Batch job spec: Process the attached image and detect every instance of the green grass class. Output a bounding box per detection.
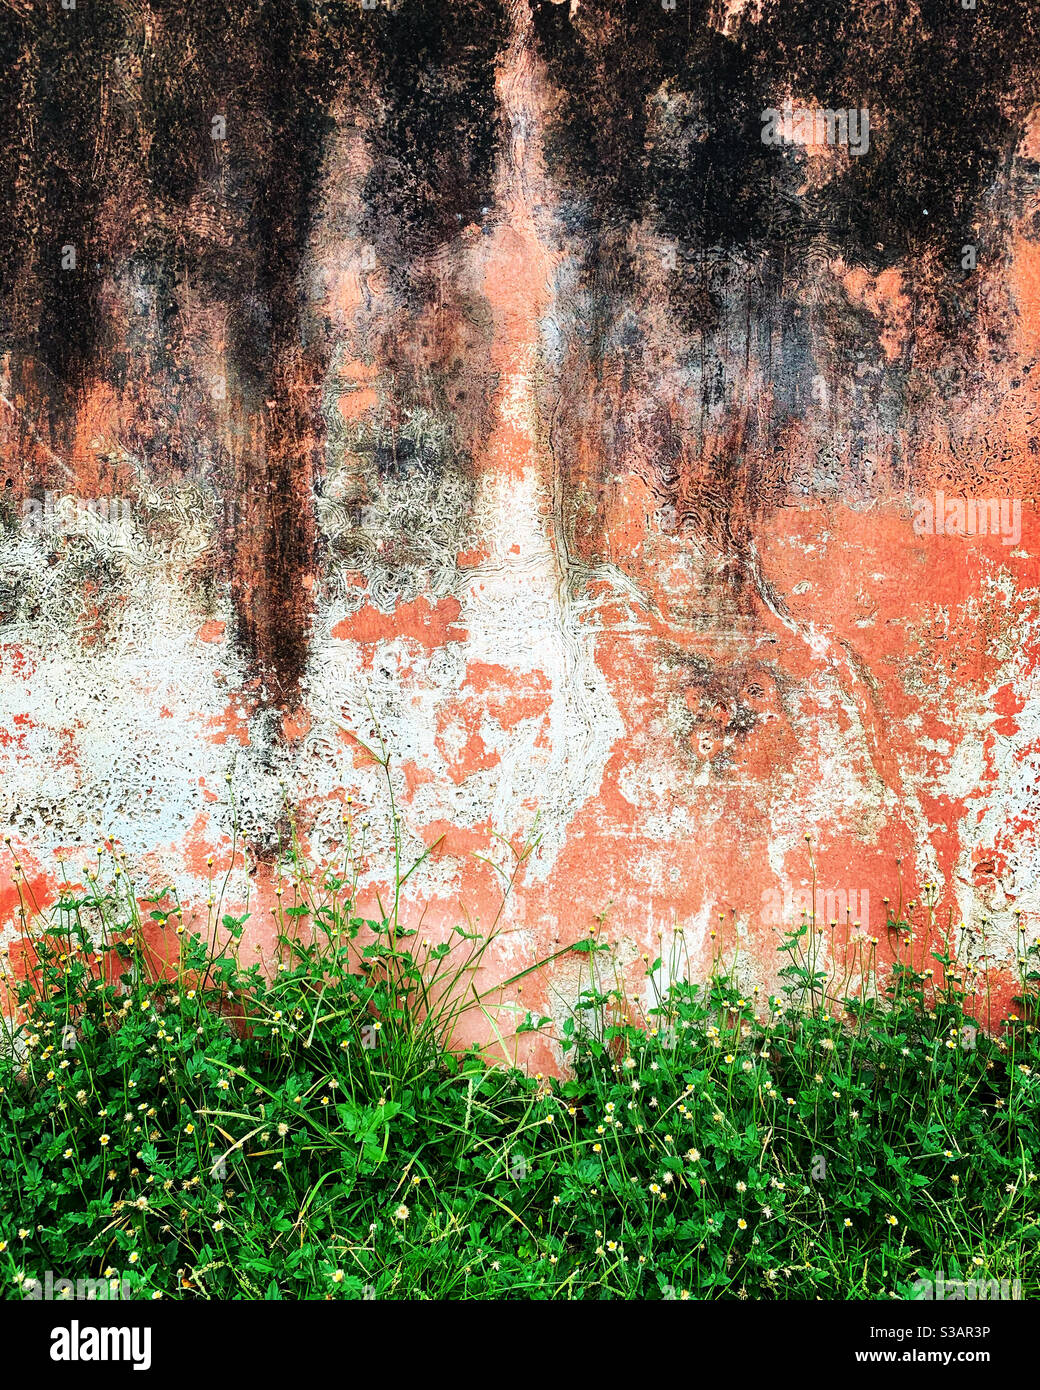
[1,813,1039,1301]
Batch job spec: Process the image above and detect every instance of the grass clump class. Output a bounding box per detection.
[1,829,1038,1300]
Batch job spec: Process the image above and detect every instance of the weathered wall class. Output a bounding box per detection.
[1,0,1038,1063]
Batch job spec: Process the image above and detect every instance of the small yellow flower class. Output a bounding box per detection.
[886,1214,899,1227]
[331,1269,345,1284]
[737,1219,747,1230]
[99,1134,110,1147]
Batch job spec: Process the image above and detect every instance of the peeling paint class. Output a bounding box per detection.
[1,0,1039,1069]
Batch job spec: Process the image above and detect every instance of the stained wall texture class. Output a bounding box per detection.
[1,0,1038,1063]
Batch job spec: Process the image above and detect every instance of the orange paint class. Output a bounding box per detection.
[332,595,467,655]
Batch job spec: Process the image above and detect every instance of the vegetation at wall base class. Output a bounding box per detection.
[1,829,1038,1302]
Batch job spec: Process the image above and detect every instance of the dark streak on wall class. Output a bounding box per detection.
[530,0,1040,607]
[0,0,507,704]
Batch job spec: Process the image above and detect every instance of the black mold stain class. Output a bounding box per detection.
[358,0,508,269]
[531,0,1040,599]
[531,0,1040,290]
[670,650,786,775]
[0,3,121,419]
[0,0,508,706]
